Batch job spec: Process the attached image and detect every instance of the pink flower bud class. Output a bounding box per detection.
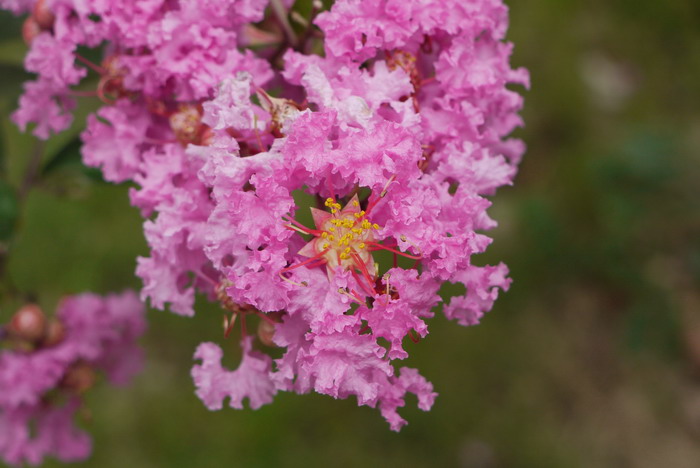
[61,361,96,394]
[257,319,276,347]
[9,304,46,342]
[32,0,55,30]
[42,319,65,347]
[21,17,41,45]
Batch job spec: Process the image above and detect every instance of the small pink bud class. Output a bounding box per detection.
[257,319,276,347]
[42,319,65,347]
[169,104,208,146]
[61,362,96,394]
[22,17,41,45]
[32,0,55,30]
[9,304,47,342]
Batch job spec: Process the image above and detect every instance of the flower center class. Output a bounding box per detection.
[281,188,421,294]
[313,197,380,272]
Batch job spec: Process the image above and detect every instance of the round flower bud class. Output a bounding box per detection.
[257,319,276,347]
[169,104,203,146]
[9,304,47,343]
[61,362,96,394]
[32,0,55,30]
[22,17,41,45]
[42,319,65,347]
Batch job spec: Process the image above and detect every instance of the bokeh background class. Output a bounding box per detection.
[1,1,700,467]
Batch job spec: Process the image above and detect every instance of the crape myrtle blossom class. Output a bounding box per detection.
[2,0,527,431]
[191,0,526,430]
[0,292,146,466]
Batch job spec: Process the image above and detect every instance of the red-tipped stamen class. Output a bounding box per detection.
[224,313,237,338]
[96,78,116,105]
[279,249,330,274]
[255,310,278,325]
[282,215,323,235]
[240,314,248,338]
[74,54,107,75]
[351,289,366,302]
[278,273,309,287]
[366,176,396,214]
[351,270,376,298]
[284,224,313,236]
[338,288,364,305]
[350,252,378,296]
[193,269,218,287]
[366,242,421,260]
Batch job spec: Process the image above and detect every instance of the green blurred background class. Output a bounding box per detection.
[1,1,700,466]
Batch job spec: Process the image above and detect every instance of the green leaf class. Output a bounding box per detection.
[0,179,18,242]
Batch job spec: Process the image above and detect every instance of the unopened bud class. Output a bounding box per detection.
[32,0,55,30]
[257,319,276,347]
[169,104,204,146]
[61,362,96,394]
[42,319,65,347]
[22,17,41,45]
[9,304,47,343]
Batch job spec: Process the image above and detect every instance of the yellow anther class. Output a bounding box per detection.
[344,247,351,253]
[329,227,335,232]
[360,211,365,216]
[359,243,366,249]
[353,200,359,207]
[354,212,361,218]
[340,252,348,260]
[329,235,335,241]
[321,232,328,238]
[323,243,330,249]
[325,198,334,207]
[331,209,338,214]
[373,223,380,229]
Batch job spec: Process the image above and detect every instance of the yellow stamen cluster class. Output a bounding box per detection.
[296,196,385,279]
[318,207,381,261]
[324,197,342,214]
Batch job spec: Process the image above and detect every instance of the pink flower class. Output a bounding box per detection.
[3,0,527,432]
[0,291,146,466]
[192,337,276,410]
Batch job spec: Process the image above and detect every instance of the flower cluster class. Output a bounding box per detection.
[0,292,146,466]
[2,0,527,431]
